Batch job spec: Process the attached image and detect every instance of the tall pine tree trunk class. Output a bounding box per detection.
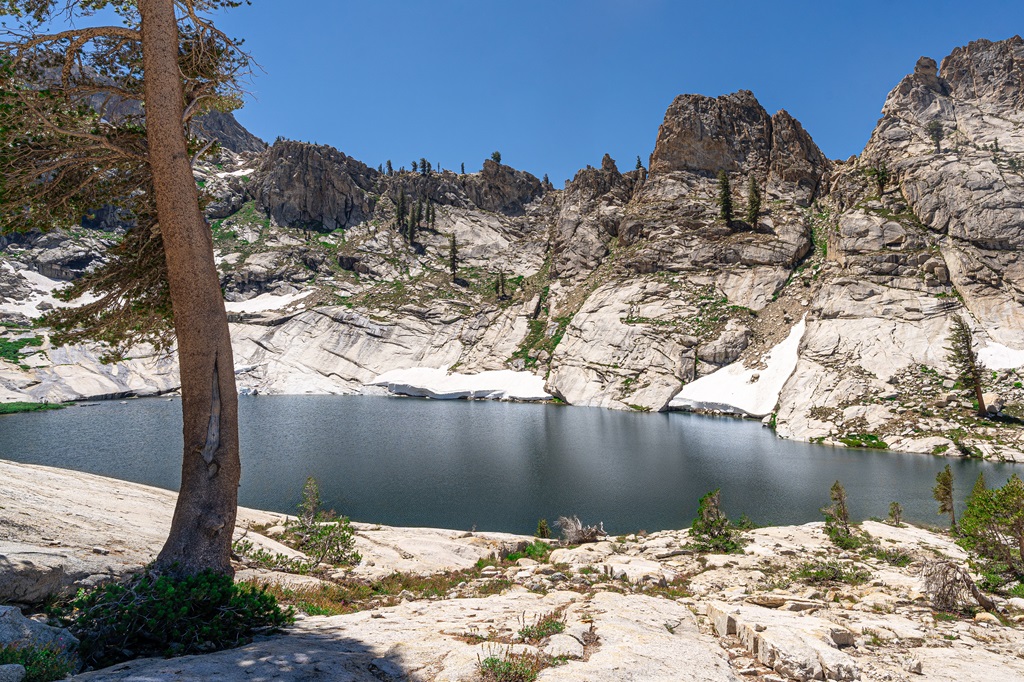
[140,0,241,576]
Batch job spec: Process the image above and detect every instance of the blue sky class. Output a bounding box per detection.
[213,1,1024,184]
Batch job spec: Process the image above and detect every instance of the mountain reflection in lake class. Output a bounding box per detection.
[1,395,1015,534]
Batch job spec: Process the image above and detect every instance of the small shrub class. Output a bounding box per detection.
[868,545,913,567]
[507,541,551,563]
[791,560,870,586]
[243,476,361,571]
[888,501,903,527]
[479,647,546,682]
[535,519,551,539]
[518,610,565,642]
[66,569,293,668]
[688,489,742,553]
[822,480,862,549]
[0,643,77,682]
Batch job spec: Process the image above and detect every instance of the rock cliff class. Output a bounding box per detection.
[2,36,1023,460]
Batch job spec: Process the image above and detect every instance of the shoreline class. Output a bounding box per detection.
[4,386,1022,464]
[4,459,1024,681]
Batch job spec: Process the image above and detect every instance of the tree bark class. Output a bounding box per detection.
[140,0,240,576]
[973,375,988,418]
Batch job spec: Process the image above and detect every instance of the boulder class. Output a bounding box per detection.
[0,605,78,657]
[0,665,26,682]
[983,392,1004,414]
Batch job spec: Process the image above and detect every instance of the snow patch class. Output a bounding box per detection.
[978,342,1024,370]
[216,168,254,178]
[367,367,551,401]
[0,262,97,317]
[669,317,806,417]
[224,289,313,314]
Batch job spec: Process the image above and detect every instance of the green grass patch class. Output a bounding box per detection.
[791,559,870,586]
[0,402,65,415]
[479,648,550,682]
[839,433,889,449]
[518,610,565,642]
[506,541,552,564]
[0,336,42,364]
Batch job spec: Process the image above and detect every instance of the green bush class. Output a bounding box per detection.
[285,477,361,567]
[791,560,870,586]
[479,648,547,682]
[66,569,293,668]
[518,610,565,642]
[688,489,743,554]
[0,643,77,682]
[235,477,361,572]
[535,519,551,539]
[507,541,551,563]
[957,473,1024,590]
[822,480,864,549]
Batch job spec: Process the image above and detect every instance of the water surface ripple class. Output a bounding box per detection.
[1,396,1014,534]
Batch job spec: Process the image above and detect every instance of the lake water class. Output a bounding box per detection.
[0,396,1017,535]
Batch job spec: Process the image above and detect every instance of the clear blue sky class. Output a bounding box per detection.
[213,1,1024,184]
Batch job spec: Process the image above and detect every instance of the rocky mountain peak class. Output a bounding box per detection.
[942,35,1024,109]
[649,90,772,176]
[648,90,828,206]
[254,140,379,232]
[465,160,545,215]
[600,153,619,173]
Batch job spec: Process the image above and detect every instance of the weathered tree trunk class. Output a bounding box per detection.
[140,0,241,576]
[973,372,988,418]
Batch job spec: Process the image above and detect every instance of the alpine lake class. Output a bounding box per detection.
[1,395,1015,535]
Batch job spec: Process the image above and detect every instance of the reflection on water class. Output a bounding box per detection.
[1,395,1015,534]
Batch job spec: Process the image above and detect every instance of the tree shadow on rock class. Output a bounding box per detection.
[75,630,415,681]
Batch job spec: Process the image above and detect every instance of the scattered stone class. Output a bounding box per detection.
[0,665,26,682]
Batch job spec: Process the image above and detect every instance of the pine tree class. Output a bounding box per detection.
[689,489,740,553]
[635,155,643,170]
[822,480,857,548]
[0,0,262,574]
[420,157,428,176]
[449,234,458,282]
[543,173,550,186]
[888,501,903,527]
[946,315,987,416]
[926,120,944,153]
[535,519,551,539]
[745,176,761,227]
[377,164,383,174]
[396,189,407,232]
[411,160,418,173]
[971,471,987,500]
[491,151,502,164]
[429,202,436,229]
[864,162,890,198]
[958,474,1024,583]
[717,171,733,224]
[386,160,393,175]
[460,162,465,174]
[934,464,956,530]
